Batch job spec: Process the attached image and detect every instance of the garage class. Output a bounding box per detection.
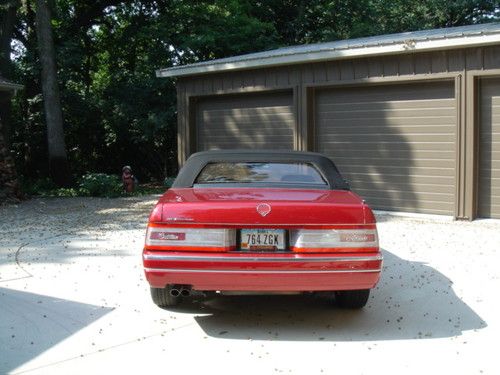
[479,78,500,219]
[196,91,295,151]
[315,81,456,215]
[158,23,500,219]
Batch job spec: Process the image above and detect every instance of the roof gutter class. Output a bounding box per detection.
[156,32,500,78]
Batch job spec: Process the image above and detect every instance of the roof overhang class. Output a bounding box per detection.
[0,79,23,92]
[156,23,500,78]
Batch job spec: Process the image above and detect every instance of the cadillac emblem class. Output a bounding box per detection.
[256,203,271,217]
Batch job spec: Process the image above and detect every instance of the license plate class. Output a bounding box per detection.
[240,229,285,251]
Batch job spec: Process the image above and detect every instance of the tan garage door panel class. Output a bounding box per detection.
[479,78,500,219]
[316,81,456,215]
[196,91,294,151]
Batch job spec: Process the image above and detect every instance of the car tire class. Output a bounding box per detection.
[334,289,370,309]
[150,286,181,307]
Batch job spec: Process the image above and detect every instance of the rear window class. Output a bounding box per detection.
[194,162,327,186]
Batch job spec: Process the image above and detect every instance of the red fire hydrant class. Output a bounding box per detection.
[122,165,136,193]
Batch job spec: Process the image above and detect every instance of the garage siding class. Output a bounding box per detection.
[196,91,295,151]
[479,78,500,219]
[315,81,456,215]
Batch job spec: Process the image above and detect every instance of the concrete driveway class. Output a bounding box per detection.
[0,196,498,374]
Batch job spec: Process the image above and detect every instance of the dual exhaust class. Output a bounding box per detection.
[170,286,192,297]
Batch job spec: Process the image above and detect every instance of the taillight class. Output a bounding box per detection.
[148,204,163,222]
[145,226,236,252]
[290,229,379,253]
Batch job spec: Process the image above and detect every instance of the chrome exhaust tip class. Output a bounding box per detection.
[170,288,180,297]
[180,288,191,297]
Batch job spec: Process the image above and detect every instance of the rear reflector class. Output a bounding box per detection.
[145,226,236,251]
[149,232,186,241]
[290,229,378,252]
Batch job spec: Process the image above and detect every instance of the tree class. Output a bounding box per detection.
[249,0,499,45]
[0,1,22,202]
[5,0,500,188]
[0,0,20,146]
[35,0,71,186]
[0,1,19,71]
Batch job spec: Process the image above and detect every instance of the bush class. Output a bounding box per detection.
[78,173,123,197]
[21,177,57,196]
[23,173,170,198]
[52,188,80,197]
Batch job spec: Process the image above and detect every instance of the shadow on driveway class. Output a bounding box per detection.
[0,288,113,374]
[168,249,486,342]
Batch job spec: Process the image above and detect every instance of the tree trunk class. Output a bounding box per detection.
[35,0,71,187]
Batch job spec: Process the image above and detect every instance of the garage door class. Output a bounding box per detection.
[196,91,295,151]
[315,81,456,215]
[479,78,500,219]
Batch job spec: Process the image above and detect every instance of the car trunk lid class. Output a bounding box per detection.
[155,188,372,225]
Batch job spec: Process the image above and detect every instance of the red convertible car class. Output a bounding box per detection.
[143,150,382,308]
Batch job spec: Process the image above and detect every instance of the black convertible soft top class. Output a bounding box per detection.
[172,150,350,190]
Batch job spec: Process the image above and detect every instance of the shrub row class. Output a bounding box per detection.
[23,173,173,198]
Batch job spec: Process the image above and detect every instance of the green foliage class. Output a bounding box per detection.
[50,188,80,197]
[163,177,175,188]
[21,177,57,196]
[24,173,168,198]
[22,173,122,197]
[248,0,499,45]
[77,173,122,197]
[135,183,167,195]
[164,176,175,188]
[170,0,279,61]
[5,0,500,189]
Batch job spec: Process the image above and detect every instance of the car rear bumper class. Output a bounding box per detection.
[143,250,383,291]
